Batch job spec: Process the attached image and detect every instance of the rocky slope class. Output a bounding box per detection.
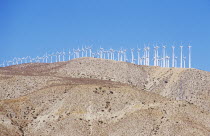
[0,57,210,136]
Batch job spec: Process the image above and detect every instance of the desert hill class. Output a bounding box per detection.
[0,57,210,136]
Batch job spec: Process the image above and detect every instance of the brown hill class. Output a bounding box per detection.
[0,58,210,136]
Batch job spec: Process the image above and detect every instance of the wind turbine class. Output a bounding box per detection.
[154,46,157,66]
[81,47,85,57]
[110,48,115,60]
[68,49,71,60]
[117,50,120,61]
[12,58,18,65]
[28,56,32,63]
[99,47,104,58]
[73,49,76,59]
[162,45,166,67]
[165,56,170,67]
[88,46,92,57]
[35,56,40,63]
[180,43,183,68]
[107,50,110,59]
[183,56,186,68]
[103,50,106,59]
[77,48,81,58]
[154,46,159,66]
[85,46,88,57]
[137,48,141,65]
[26,56,30,63]
[143,47,147,65]
[21,57,27,63]
[18,58,22,64]
[175,56,178,67]
[131,49,134,63]
[53,53,58,62]
[41,56,45,63]
[188,44,192,68]
[62,50,65,61]
[2,61,5,67]
[43,53,48,63]
[147,47,150,65]
[56,51,61,62]
[172,46,175,67]
[49,53,53,63]
[123,49,127,62]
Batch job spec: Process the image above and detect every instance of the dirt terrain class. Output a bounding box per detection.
[0,57,209,136]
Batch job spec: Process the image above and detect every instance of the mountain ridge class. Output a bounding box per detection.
[0,57,210,136]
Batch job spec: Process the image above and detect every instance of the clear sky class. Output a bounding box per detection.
[0,0,210,71]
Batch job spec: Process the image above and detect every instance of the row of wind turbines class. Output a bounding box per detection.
[0,44,192,68]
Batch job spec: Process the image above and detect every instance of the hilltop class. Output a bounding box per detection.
[0,58,209,136]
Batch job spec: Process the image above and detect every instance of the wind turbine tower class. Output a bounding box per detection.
[154,46,157,66]
[183,56,186,68]
[162,45,166,67]
[155,46,159,66]
[188,44,192,68]
[172,46,175,67]
[175,56,178,67]
[131,49,134,63]
[68,50,71,60]
[89,46,92,57]
[123,49,127,62]
[137,48,141,65]
[147,47,150,65]
[180,45,183,68]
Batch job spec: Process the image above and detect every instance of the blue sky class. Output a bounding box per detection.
[0,0,210,71]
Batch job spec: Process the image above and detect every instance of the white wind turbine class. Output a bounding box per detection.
[123,49,127,62]
[99,47,104,58]
[45,53,49,63]
[68,50,71,60]
[131,49,135,63]
[56,51,61,62]
[172,46,175,67]
[107,50,110,59]
[81,47,85,57]
[2,61,5,67]
[21,57,27,63]
[26,56,30,63]
[62,50,65,61]
[103,50,106,59]
[188,44,192,68]
[88,46,92,57]
[143,47,147,65]
[35,56,40,63]
[162,45,166,67]
[180,44,183,68]
[137,48,141,65]
[53,53,58,62]
[119,49,123,61]
[183,56,186,68]
[48,53,53,63]
[154,46,157,66]
[165,56,170,67]
[85,46,88,57]
[175,56,178,67]
[73,49,76,59]
[154,46,159,66]
[18,58,22,64]
[13,57,18,65]
[117,50,120,61]
[77,48,81,58]
[147,47,150,65]
[28,56,32,63]
[110,48,115,60]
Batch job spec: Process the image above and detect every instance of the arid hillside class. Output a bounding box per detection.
[0,58,210,136]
